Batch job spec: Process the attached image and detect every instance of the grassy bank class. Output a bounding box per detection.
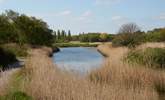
[54,42,102,47]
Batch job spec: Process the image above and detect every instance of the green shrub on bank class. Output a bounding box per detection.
[0,47,17,69]
[125,48,165,69]
[144,28,165,42]
[112,32,145,48]
[0,44,28,57]
[54,42,99,47]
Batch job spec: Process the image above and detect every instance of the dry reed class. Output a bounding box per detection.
[20,45,162,100]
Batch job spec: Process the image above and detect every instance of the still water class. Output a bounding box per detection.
[52,47,103,74]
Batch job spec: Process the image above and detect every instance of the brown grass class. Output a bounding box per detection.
[16,45,162,100]
[0,69,18,96]
[92,43,165,99]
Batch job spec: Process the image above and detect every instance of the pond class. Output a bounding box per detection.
[52,47,104,74]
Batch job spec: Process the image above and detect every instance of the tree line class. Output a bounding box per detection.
[53,30,72,43]
[0,10,53,46]
[71,33,113,42]
[112,23,165,48]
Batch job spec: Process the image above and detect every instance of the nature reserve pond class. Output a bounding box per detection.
[52,47,104,74]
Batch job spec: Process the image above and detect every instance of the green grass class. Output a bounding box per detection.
[54,42,101,47]
[125,48,165,69]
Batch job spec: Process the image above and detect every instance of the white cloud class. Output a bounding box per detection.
[78,10,92,21]
[111,16,123,20]
[157,13,165,20]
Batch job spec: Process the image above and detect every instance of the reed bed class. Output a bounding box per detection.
[0,43,164,100]
[19,45,162,100]
[0,69,17,96]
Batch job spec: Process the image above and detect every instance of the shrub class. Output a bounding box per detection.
[0,47,17,70]
[112,32,145,48]
[125,48,165,69]
[1,44,28,57]
[145,28,165,42]
[112,23,145,48]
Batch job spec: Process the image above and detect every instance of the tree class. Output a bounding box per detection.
[68,30,71,41]
[61,30,66,39]
[100,33,109,42]
[0,15,18,44]
[57,30,61,40]
[112,23,144,48]
[118,23,140,34]
[5,10,19,21]
[14,14,53,45]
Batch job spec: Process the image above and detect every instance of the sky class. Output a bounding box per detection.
[0,0,165,34]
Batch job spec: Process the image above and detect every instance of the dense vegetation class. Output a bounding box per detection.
[0,47,17,70]
[0,10,54,69]
[0,10,53,46]
[71,33,113,42]
[53,31,113,43]
[112,23,165,48]
[125,48,165,69]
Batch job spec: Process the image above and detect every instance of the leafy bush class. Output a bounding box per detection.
[1,44,28,57]
[125,48,165,69]
[112,32,145,48]
[145,28,165,42]
[0,47,17,70]
[54,42,98,47]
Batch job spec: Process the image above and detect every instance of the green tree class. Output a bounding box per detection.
[0,15,18,44]
[57,30,61,40]
[100,33,109,42]
[14,14,53,45]
[68,30,72,41]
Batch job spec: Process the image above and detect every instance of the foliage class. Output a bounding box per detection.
[0,10,53,46]
[78,33,111,42]
[0,14,19,44]
[125,48,165,69]
[0,47,17,70]
[112,31,145,48]
[0,44,28,57]
[99,33,109,42]
[112,23,145,48]
[54,42,99,47]
[145,28,165,42]
[53,30,72,43]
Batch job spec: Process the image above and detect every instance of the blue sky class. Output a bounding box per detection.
[0,0,165,34]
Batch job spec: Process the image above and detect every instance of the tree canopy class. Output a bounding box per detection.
[0,10,53,46]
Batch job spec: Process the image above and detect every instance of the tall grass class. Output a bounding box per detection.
[0,69,17,96]
[17,46,161,100]
[92,43,165,99]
